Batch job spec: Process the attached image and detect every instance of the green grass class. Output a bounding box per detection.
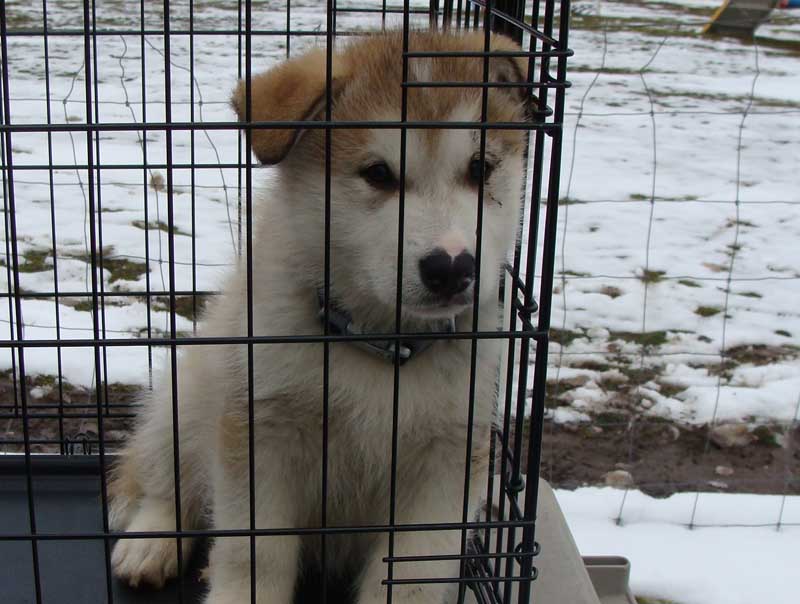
[72,300,95,313]
[594,411,628,426]
[639,269,666,284]
[70,297,127,313]
[152,295,207,322]
[642,88,800,110]
[658,381,687,398]
[611,330,669,347]
[570,360,613,372]
[549,328,585,347]
[103,257,148,283]
[706,344,800,380]
[69,247,148,283]
[9,248,152,285]
[752,425,781,448]
[619,365,661,385]
[558,196,586,206]
[727,344,800,366]
[695,306,722,317]
[131,220,190,237]
[18,249,52,273]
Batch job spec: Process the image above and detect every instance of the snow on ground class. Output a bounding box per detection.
[532,0,800,426]
[1,1,799,426]
[557,486,800,604]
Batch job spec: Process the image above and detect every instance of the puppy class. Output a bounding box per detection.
[109,30,529,604]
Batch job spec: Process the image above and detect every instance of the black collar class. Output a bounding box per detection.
[317,290,455,366]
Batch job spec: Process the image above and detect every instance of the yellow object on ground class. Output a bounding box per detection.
[704,0,779,36]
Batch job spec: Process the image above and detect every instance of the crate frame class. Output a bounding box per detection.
[0,1,572,603]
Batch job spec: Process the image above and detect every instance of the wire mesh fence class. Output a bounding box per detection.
[541,0,800,530]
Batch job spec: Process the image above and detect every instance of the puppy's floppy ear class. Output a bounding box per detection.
[231,48,347,165]
[487,35,538,120]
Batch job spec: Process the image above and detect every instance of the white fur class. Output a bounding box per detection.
[110,56,525,604]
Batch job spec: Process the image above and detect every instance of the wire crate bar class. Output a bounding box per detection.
[1,1,572,603]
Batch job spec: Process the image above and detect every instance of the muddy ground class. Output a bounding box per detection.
[1,371,798,497]
[537,417,799,497]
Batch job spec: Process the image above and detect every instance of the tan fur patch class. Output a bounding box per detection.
[231,48,349,164]
[108,451,143,505]
[218,410,249,469]
[233,31,531,166]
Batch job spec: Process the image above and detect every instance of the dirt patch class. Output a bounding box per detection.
[2,371,798,497]
[491,413,798,497]
[726,344,799,366]
[0,370,137,454]
[152,294,208,322]
[536,416,799,498]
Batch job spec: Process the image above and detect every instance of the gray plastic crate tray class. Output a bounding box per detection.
[1,457,637,604]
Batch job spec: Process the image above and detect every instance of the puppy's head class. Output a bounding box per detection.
[232,32,530,327]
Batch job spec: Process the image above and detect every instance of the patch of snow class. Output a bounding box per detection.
[557,487,800,604]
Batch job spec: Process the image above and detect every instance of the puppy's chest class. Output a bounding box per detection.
[329,343,498,432]
[249,339,500,448]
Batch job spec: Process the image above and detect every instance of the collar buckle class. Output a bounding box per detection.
[317,290,454,366]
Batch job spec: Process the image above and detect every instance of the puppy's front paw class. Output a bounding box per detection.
[110,497,192,589]
[111,535,181,589]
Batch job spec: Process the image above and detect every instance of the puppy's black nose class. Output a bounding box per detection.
[419,249,475,298]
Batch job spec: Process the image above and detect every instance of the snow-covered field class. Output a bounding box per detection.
[557,486,799,604]
[540,0,800,428]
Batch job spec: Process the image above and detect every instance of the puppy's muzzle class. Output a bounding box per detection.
[419,249,475,299]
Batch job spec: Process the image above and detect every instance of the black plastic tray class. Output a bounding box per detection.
[0,455,350,604]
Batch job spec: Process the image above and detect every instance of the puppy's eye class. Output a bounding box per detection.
[360,162,398,191]
[468,157,494,186]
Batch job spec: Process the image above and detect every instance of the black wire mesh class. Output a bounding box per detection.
[0,1,572,603]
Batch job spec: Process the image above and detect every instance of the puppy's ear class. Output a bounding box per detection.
[231,49,346,165]
[487,35,538,120]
